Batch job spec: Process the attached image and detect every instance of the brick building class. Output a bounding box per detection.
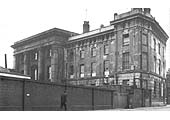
[11,8,168,100]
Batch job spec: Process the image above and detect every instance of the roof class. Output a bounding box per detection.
[11,28,79,48]
[0,71,31,79]
[69,25,114,41]
[0,66,10,72]
[110,9,169,41]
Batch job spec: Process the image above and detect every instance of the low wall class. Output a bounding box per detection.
[0,77,129,111]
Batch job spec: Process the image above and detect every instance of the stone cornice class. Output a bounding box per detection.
[11,28,78,49]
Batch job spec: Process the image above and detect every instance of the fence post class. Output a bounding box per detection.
[22,80,25,111]
[149,89,152,107]
[92,88,94,110]
[111,91,113,109]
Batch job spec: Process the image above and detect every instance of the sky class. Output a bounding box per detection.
[0,0,169,71]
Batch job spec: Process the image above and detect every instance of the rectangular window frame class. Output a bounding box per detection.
[91,62,96,77]
[47,66,52,80]
[153,38,156,51]
[142,52,148,71]
[158,43,161,55]
[91,47,96,57]
[80,49,85,59]
[104,44,109,55]
[104,60,109,76]
[122,52,130,70]
[142,33,147,45]
[80,64,85,78]
[123,33,130,46]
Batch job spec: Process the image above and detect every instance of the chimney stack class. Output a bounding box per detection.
[83,21,90,33]
[144,8,151,14]
[132,8,142,12]
[114,13,118,20]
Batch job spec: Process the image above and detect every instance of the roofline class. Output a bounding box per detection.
[0,71,31,79]
[11,28,79,48]
[110,13,169,41]
[68,25,114,41]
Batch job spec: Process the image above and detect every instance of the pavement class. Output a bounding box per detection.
[111,105,170,111]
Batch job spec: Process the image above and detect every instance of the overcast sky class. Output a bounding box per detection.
[0,0,169,71]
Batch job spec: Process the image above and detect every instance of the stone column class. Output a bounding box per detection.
[51,45,58,82]
[13,55,16,70]
[38,47,45,81]
[24,52,29,75]
[15,54,20,72]
[51,44,64,83]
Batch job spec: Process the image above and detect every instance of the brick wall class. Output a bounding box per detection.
[0,77,140,111]
[0,78,23,111]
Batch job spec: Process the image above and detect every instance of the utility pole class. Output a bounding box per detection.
[5,54,7,68]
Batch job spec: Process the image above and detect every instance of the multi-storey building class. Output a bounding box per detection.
[11,8,168,100]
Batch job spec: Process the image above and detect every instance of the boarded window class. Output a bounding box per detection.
[142,34,147,45]
[122,52,130,70]
[142,52,148,71]
[123,34,130,46]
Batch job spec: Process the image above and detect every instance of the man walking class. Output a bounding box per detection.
[60,90,67,111]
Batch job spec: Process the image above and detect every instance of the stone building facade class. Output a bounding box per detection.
[11,8,168,100]
[11,28,78,82]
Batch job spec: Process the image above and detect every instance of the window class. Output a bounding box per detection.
[154,56,157,73]
[159,83,161,97]
[123,33,130,46]
[47,66,52,80]
[158,43,160,54]
[163,62,165,77]
[69,65,74,78]
[69,49,74,61]
[142,34,147,45]
[163,47,165,58]
[80,49,85,59]
[153,38,156,51]
[47,48,52,57]
[91,62,96,77]
[122,52,130,70]
[154,81,156,97]
[33,51,38,60]
[34,68,38,80]
[104,60,109,76]
[80,64,85,78]
[104,44,109,55]
[91,47,96,57]
[31,66,38,80]
[142,52,148,71]
[158,59,161,75]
